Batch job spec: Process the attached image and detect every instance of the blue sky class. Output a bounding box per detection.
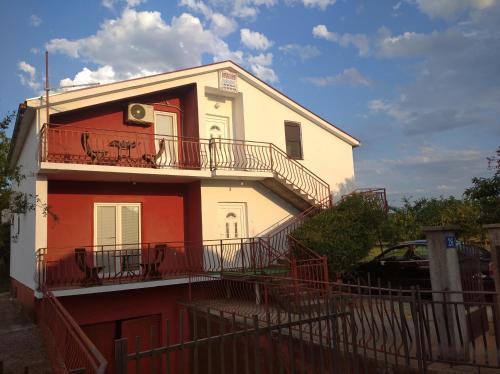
[1,0,499,205]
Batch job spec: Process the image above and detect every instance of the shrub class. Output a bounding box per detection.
[292,194,386,274]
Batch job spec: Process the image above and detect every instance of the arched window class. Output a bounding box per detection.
[209,125,222,139]
[225,212,238,239]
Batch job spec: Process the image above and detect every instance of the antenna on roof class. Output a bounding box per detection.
[45,50,49,123]
[58,82,101,89]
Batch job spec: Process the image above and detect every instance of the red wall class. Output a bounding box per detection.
[47,84,199,166]
[51,85,197,137]
[47,180,202,259]
[61,285,190,373]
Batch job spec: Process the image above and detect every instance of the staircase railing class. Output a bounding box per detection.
[261,195,332,261]
[39,289,107,374]
[210,138,330,204]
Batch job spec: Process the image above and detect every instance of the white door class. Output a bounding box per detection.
[94,203,141,276]
[217,202,248,270]
[154,112,178,167]
[217,202,248,240]
[206,114,230,140]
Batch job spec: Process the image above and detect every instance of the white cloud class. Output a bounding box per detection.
[17,61,41,91]
[180,0,237,36]
[200,0,277,20]
[59,66,117,90]
[102,0,114,9]
[46,8,243,83]
[240,28,273,50]
[369,3,500,135]
[250,64,278,83]
[29,15,42,27]
[414,0,496,19]
[302,0,336,10]
[312,24,369,56]
[247,52,273,66]
[376,28,464,58]
[279,43,321,60]
[355,146,492,202]
[305,67,373,87]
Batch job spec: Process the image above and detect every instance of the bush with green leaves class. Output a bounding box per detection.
[292,194,386,274]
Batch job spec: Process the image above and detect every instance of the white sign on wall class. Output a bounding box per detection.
[218,70,238,93]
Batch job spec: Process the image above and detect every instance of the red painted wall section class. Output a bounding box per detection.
[61,285,190,373]
[46,84,200,166]
[47,181,188,255]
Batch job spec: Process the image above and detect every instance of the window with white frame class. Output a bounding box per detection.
[94,203,141,275]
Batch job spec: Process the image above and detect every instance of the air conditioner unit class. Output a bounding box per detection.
[127,103,154,125]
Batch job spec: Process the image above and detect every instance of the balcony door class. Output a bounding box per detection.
[154,111,178,167]
[94,203,141,277]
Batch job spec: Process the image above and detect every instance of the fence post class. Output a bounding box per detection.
[484,224,500,311]
[423,225,467,360]
[220,240,224,274]
[114,338,128,374]
[321,256,329,284]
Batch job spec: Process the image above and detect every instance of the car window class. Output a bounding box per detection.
[413,245,428,259]
[380,246,410,261]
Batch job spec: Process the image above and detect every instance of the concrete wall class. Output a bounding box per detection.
[10,113,44,291]
[200,179,299,240]
[195,70,355,193]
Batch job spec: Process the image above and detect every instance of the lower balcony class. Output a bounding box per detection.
[36,239,288,293]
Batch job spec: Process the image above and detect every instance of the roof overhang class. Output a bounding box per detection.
[8,103,36,169]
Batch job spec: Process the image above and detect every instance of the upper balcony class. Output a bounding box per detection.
[39,124,330,209]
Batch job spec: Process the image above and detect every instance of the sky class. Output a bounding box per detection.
[0,0,499,205]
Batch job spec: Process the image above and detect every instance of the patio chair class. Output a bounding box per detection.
[80,132,108,164]
[141,244,166,280]
[75,248,103,286]
[142,138,166,168]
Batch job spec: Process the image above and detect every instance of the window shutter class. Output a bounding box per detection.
[121,205,140,248]
[284,122,303,159]
[96,206,117,247]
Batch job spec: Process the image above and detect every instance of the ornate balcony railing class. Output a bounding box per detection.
[36,238,287,291]
[39,124,330,204]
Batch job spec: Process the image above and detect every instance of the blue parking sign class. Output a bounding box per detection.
[446,236,456,248]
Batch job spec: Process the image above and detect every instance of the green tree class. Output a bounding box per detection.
[0,111,19,273]
[292,194,386,274]
[464,147,500,224]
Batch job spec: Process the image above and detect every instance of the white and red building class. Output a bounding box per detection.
[8,60,359,371]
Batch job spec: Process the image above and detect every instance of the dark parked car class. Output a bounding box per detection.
[352,240,491,290]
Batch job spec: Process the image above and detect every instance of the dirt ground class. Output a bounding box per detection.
[0,292,52,374]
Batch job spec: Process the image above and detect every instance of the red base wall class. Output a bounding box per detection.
[10,278,36,319]
[60,284,191,373]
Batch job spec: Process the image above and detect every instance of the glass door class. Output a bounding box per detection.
[94,203,141,278]
[154,112,178,167]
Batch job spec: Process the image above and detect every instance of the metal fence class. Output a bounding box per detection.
[114,306,363,374]
[36,238,285,291]
[185,276,500,373]
[38,290,108,374]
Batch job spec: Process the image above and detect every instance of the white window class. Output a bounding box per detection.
[217,202,248,240]
[94,203,141,275]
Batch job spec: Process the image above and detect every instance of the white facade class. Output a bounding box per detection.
[9,61,359,291]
